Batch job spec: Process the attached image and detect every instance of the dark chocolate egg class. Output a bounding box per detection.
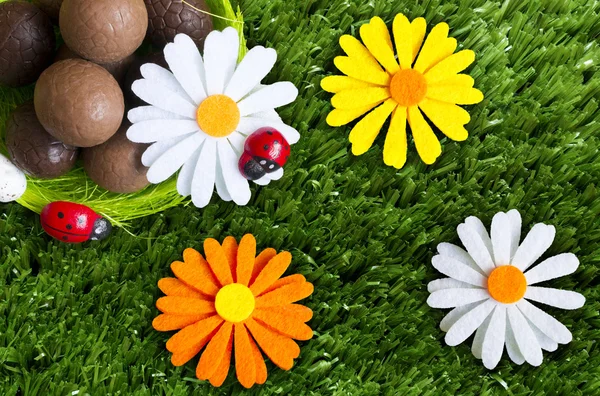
[123,52,169,108]
[60,0,148,64]
[145,0,213,49]
[0,1,55,87]
[34,59,125,148]
[5,102,78,179]
[83,124,149,193]
[32,0,63,21]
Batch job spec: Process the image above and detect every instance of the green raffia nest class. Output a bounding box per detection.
[0,0,246,228]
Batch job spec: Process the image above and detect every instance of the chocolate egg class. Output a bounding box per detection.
[145,0,213,49]
[0,1,55,87]
[123,52,169,108]
[32,0,63,21]
[34,59,125,148]
[83,124,149,193]
[60,0,148,64]
[5,102,78,179]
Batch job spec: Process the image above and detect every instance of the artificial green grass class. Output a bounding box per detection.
[1,0,600,394]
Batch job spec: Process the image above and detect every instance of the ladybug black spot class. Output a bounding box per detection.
[66,224,73,230]
[285,145,290,150]
[263,144,269,150]
[267,130,273,135]
[274,140,280,145]
[58,212,64,219]
[62,236,68,241]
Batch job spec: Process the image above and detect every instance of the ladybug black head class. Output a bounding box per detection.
[90,217,112,241]
[243,158,267,181]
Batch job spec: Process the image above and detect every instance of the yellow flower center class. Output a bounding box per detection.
[487,265,527,304]
[215,283,255,322]
[389,69,428,107]
[196,94,240,137]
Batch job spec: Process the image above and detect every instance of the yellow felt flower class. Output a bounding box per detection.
[321,14,484,168]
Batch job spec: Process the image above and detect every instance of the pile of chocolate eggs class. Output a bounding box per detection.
[1,0,213,194]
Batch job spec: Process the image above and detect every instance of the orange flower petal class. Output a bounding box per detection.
[208,331,233,387]
[204,238,234,286]
[158,278,206,299]
[262,304,314,323]
[250,252,292,296]
[234,323,256,389]
[156,296,216,315]
[245,318,300,370]
[256,281,314,308]
[222,236,238,282]
[153,313,212,331]
[250,248,277,284]
[172,249,220,296]
[171,341,208,366]
[236,234,256,286]
[254,308,314,341]
[261,274,306,296]
[197,322,234,380]
[166,315,223,353]
[248,331,268,384]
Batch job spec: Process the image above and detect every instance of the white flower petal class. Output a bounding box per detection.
[127,120,201,143]
[439,302,483,333]
[505,319,525,365]
[437,242,483,275]
[252,109,282,121]
[528,319,558,352]
[524,253,579,285]
[141,134,194,167]
[432,255,487,287]
[427,278,476,293]
[237,116,301,144]
[253,176,271,186]
[132,80,198,118]
[507,209,522,259]
[147,134,204,183]
[191,138,217,208]
[217,140,251,205]
[177,143,203,197]
[465,216,495,263]
[445,299,495,346]
[228,131,246,155]
[237,82,298,116]
[471,311,493,359]
[128,106,190,124]
[427,289,490,309]
[224,46,277,102]
[506,305,543,366]
[215,158,232,202]
[512,224,556,271]
[204,27,239,95]
[491,212,512,266]
[140,63,194,103]
[482,305,506,369]
[457,223,496,275]
[266,168,284,180]
[517,299,572,344]
[524,286,585,310]
[164,34,208,104]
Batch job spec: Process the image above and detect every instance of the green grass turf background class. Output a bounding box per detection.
[1,0,600,394]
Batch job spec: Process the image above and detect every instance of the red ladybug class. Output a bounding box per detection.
[40,201,112,243]
[238,127,291,180]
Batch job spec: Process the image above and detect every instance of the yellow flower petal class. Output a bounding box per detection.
[410,17,427,65]
[383,107,408,168]
[339,35,382,70]
[393,14,412,69]
[334,56,391,86]
[326,103,384,127]
[407,106,441,164]
[349,99,397,155]
[321,75,373,93]
[331,87,390,109]
[419,98,470,141]
[430,74,474,88]
[426,85,484,105]
[424,50,476,84]
[413,22,457,73]
[360,17,399,74]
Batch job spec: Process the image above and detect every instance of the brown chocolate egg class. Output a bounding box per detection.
[60,0,148,64]
[123,52,169,108]
[32,0,63,21]
[34,59,125,148]
[5,102,78,179]
[145,0,213,49]
[0,1,55,87]
[83,124,149,193]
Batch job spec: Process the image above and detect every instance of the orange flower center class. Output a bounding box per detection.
[215,283,255,322]
[389,69,428,107]
[196,94,240,137]
[487,265,527,304]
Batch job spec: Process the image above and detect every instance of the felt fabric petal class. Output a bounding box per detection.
[338,34,384,71]
[166,315,223,353]
[505,319,525,365]
[234,323,256,388]
[177,144,202,197]
[139,63,195,103]
[413,22,457,73]
[128,106,189,124]
[524,253,579,285]
[253,308,313,340]
[424,50,476,84]
[427,278,477,293]
[437,242,484,274]
[262,274,306,295]
[393,13,413,69]
[222,236,238,282]
[166,34,208,102]
[512,224,556,271]
[410,17,427,65]
[427,289,490,309]
[524,286,585,310]
[153,313,212,331]
[197,322,234,380]
[141,134,192,167]
[191,138,217,208]
[208,334,233,387]
[256,281,314,308]
[237,82,298,116]
[481,305,506,369]
[237,116,301,144]
[383,107,408,169]
[507,209,522,259]
[506,305,543,366]
[266,168,284,181]
[440,301,482,332]
[517,300,572,344]
[248,331,268,384]
[349,99,397,156]
[465,216,494,259]
[326,104,383,127]
[218,140,252,205]
[426,85,484,105]
[321,75,373,93]
[490,212,512,266]
[431,74,474,87]
[227,131,246,152]
[260,304,313,323]
[237,234,256,286]
[530,320,558,352]
[331,87,391,110]
[204,27,239,95]
[225,46,277,102]
[131,80,198,118]
[147,134,204,184]
[445,299,495,346]
[334,56,391,86]
[418,98,470,141]
[457,223,496,275]
[171,343,206,366]
[431,255,487,287]
[251,248,278,284]
[245,318,300,370]
[172,249,220,296]
[471,311,492,359]
[158,278,205,298]
[407,106,441,165]
[250,252,293,296]
[204,238,234,286]
[156,296,215,315]
[127,120,201,143]
[360,17,399,74]
[215,160,233,202]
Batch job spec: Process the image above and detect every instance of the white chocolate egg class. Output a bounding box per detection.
[0,153,27,202]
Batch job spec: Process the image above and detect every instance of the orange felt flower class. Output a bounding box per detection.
[152,234,314,388]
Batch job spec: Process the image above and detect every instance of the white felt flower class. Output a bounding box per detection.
[127,28,300,208]
[427,210,585,369]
